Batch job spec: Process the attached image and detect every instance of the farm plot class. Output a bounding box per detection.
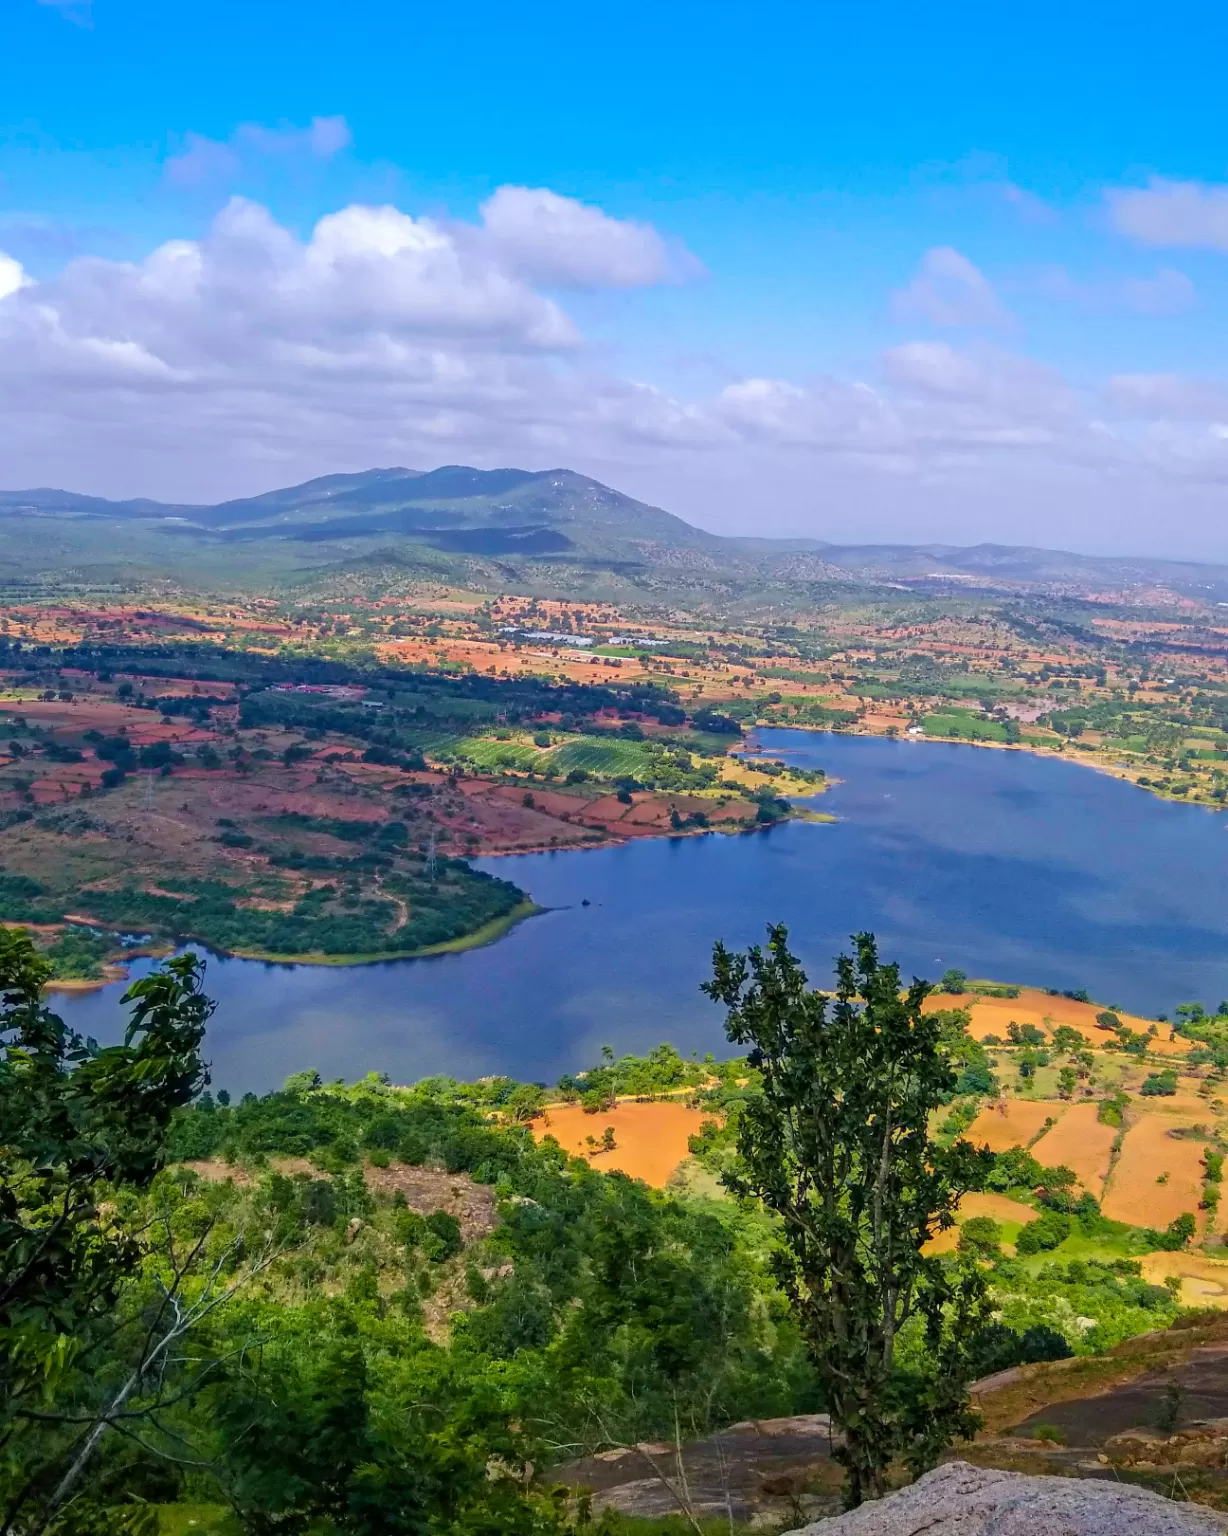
[453,735,542,771]
[1030,1102,1119,1196]
[966,1099,1067,1152]
[549,736,659,777]
[1101,1114,1208,1230]
[531,1100,712,1187]
[925,1192,1037,1254]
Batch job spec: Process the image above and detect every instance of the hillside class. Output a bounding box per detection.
[7,465,1228,604]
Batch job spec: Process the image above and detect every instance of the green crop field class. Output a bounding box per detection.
[922,709,1011,742]
[549,736,659,776]
[453,735,543,770]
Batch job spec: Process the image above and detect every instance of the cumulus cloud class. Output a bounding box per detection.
[3,192,1228,529]
[891,247,1011,327]
[0,253,30,301]
[1107,178,1228,252]
[479,185,692,288]
[165,116,352,186]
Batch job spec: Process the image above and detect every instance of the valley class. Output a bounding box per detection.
[10,464,1228,1529]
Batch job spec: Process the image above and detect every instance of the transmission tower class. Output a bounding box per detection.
[141,771,155,813]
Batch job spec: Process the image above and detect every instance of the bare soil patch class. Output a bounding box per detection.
[532,1100,713,1186]
[1029,1102,1120,1195]
[926,1192,1037,1254]
[1103,1114,1208,1229]
[967,1099,1067,1152]
[932,989,1191,1058]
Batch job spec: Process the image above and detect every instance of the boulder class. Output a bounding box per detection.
[789,1460,1226,1535]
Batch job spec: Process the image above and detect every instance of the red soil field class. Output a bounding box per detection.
[1102,1113,1208,1231]
[1029,1102,1119,1196]
[925,1192,1037,1254]
[924,988,1192,1059]
[966,1098,1067,1153]
[531,1100,713,1187]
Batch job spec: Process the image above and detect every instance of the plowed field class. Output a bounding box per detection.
[531,1100,713,1186]
[925,989,1192,1058]
[925,1192,1037,1254]
[1029,1102,1119,1195]
[966,1099,1067,1152]
[1102,1114,1207,1230]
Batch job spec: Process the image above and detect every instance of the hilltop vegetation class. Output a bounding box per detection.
[7,927,1228,1531]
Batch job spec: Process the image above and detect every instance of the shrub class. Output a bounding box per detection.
[958,1216,1002,1258]
[1140,1071,1178,1097]
[1015,1211,1073,1254]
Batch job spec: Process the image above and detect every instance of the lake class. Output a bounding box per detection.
[54,731,1228,1093]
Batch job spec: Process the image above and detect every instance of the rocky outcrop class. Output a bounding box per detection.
[1105,1418,1228,1470]
[791,1459,1226,1534]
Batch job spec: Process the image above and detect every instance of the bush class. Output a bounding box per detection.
[1140,1071,1178,1097]
[1143,1212,1196,1251]
[1015,1211,1073,1254]
[958,1216,1002,1258]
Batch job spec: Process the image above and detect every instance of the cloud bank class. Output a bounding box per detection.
[1,188,1228,552]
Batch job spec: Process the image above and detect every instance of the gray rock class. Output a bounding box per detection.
[791,1459,1227,1535]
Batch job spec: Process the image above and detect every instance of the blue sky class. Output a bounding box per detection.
[4,0,1228,555]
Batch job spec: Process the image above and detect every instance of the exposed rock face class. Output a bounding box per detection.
[1106,1418,1228,1470]
[791,1460,1227,1535]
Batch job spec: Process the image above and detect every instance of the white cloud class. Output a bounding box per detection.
[1107,178,1228,252]
[0,253,30,301]
[479,185,691,288]
[5,193,1228,536]
[1106,373,1228,420]
[891,247,1011,328]
[165,116,353,187]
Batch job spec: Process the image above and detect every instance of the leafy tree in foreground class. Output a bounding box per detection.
[0,931,212,1532]
[704,928,994,1508]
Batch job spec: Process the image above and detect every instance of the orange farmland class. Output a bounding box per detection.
[531,1100,713,1187]
[966,1098,1065,1153]
[1101,1112,1210,1231]
[924,988,1192,1058]
[1029,1102,1119,1197]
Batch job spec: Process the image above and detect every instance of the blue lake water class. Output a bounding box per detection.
[54,730,1228,1094]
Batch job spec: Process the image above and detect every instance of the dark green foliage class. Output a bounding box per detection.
[966,1322,1072,1376]
[957,1216,1002,1258]
[556,1042,707,1102]
[61,858,522,959]
[704,928,994,1507]
[38,928,113,981]
[1141,1212,1197,1251]
[985,1146,1046,1191]
[1140,1070,1179,1096]
[0,935,210,1531]
[1014,1211,1073,1254]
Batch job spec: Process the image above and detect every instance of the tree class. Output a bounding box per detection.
[0,931,212,1531]
[939,969,967,995]
[704,929,994,1507]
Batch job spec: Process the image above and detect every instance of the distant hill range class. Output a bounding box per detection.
[4,464,1228,603]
